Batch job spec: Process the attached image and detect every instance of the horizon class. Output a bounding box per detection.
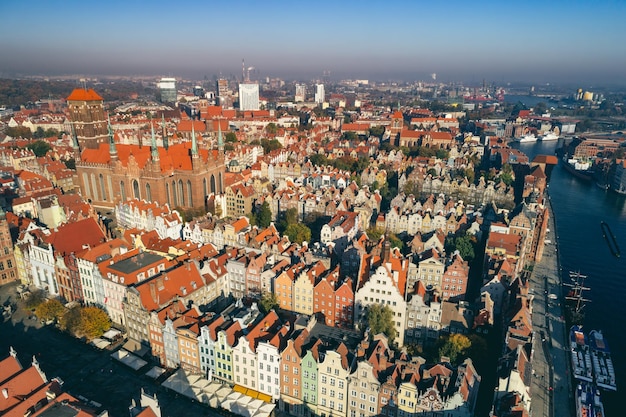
[1,0,625,87]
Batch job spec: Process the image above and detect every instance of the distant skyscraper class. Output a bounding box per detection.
[239,83,260,111]
[315,84,325,104]
[217,79,229,98]
[158,77,177,103]
[295,84,306,102]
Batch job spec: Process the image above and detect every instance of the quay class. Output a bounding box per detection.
[529,196,573,417]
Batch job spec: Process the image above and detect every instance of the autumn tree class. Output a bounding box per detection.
[285,223,311,245]
[438,333,472,364]
[60,305,82,334]
[79,306,111,339]
[35,299,65,321]
[366,304,397,343]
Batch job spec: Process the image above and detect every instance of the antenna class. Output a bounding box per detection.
[242,59,245,83]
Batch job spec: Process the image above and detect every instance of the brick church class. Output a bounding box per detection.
[70,88,226,210]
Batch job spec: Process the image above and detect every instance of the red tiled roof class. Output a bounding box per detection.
[66,88,103,101]
[46,217,106,255]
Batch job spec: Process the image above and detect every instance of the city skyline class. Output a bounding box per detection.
[1,0,625,85]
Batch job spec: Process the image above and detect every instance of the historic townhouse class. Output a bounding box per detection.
[300,340,321,416]
[176,308,202,374]
[441,253,470,300]
[354,246,409,346]
[404,284,442,347]
[77,239,128,307]
[100,250,169,327]
[257,326,290,401]
[279,330,308,415]
[213,320,241,384]
[417,248,445,292]
[348,360,381,417]
[198,315,226,378]
[317,343,352,417]
[124,261,207,344]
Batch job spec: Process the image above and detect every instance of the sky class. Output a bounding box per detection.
[1,0,625,85]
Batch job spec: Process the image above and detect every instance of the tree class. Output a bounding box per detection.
[366,304,397,342]
[225,132,238,143]
[256,201,272,228]
[64,158,76,170]
[369,125,385,138]
[367,227,384,242]
[26,140,52,157]
[285,223,311,244]
[261,139,282,154]
[35,299,65,321]
[60,305,82,334]
[79,306,111,339]
[499,163,514,186]
[259,292,279,313]
[266,122,278,135]
[445,233,475,261]
[388,234,404,251]
[5,126,32,139]
[309,153,328,167]
[438,333,472,364]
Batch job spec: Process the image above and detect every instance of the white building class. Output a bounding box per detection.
[314,84,325,104]
[354,262,408,346]
[239,83,260,111]
[295,84,306,102]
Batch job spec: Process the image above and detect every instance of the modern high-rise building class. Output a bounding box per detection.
[238,83,260,111]
[295,84,306,102]
[158,77,177,103]
[66,88,109,150]
[216,79,229,98]
[314,83,325,104]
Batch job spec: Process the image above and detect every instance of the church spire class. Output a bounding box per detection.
[107,114,118,161]
[150,118,159,162]
[217,119,224,152]
[71,123,81,161]
[161,113,168,150]
[191,119,198,157]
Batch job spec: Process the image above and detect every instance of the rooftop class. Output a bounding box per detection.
[108,252,165,274]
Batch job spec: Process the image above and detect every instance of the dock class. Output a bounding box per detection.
[529,196,574,417]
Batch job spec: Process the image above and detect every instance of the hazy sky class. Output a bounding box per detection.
[1,0,625,84]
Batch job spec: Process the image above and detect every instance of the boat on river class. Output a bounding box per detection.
[571,325,594,382]
[576,382,605,417]
[589,330,617,391]
[540,132,560,141]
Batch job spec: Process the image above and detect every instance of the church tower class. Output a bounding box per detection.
[67,88,109,150]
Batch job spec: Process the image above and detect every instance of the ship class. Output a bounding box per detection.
[540,132,560,141]
[561,156,595,181]
[576,382,606,417]
[589,330,617,391]
[517,133,537,143]
[570,325,594,382]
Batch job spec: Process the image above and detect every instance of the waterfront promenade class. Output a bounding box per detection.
[529,197,573,417]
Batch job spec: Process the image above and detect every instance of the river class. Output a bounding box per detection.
[513,140,624,415]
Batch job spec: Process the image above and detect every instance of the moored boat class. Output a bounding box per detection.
[540,132,560,141]
[589,330,617,391]
[575,383,594,417]
[571,325,594,382]
[518,133,537,143]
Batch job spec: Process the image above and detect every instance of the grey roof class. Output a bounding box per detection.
[108,252,165,274]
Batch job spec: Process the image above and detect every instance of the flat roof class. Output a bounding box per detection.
[108,252,164,274]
